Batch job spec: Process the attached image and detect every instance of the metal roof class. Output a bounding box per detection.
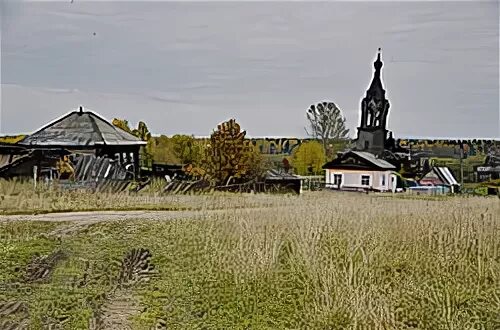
[19,108,146,147]
[265,169,301,180]
[349,151,396,169]
[431,167,459,185]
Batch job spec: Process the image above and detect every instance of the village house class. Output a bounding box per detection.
[323,150,397,192]
[417,166,460,193]
[0,143,31,177]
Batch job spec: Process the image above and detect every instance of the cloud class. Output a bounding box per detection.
[1,1,498,138]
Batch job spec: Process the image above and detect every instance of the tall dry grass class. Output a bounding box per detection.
[130,192,499,328]
[0,178,297,214]
[1,183,499,328]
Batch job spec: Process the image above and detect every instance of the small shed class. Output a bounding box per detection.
[264,170,302,194]
[323,150,397,192]
[419,166,460,193]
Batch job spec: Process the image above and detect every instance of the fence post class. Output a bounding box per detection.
[33,165,38,189]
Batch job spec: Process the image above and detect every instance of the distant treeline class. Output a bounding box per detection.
[2,133,499,160]
[245,137,500,156]
[396,138,500,157]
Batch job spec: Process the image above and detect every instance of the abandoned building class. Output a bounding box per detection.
[0,107,145,181]
[323,150,397,192]
[0,143,32,177]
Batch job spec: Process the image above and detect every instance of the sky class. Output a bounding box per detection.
[1,0,499,139]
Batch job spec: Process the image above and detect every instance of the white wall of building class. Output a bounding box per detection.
[325,169,395,192]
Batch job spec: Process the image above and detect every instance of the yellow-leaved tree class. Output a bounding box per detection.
[292,141,326,175]
[203,119,262,186]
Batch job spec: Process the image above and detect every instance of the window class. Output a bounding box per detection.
[364,141,370,149]
[381,174,386,186]
[361,175,370,186]
[333,174,342,186]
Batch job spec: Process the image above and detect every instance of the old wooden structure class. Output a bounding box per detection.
[16,106,146,179]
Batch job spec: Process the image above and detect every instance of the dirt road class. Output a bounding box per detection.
[0,209,230,224]
[0,206,290,237]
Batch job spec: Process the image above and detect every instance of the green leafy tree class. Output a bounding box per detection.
[170,135,204,165]
[133,121,154,169]
[149,135,178,164]
[292,141,326,175]
[113,119,153,168]
[132,121,152,141]
[305,101,350,159]
[203,119,260,186]
[247,147,272,180]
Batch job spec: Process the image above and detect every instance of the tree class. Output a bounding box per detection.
[113,118,153,168]
[305,101,350,159]
[112,118,133,134]
[247,147,272,180]
[132,121,152,142]
[133,121,154,169]
[170,134,204,165]
[203,119,260,186]
[149,135,178,164]
[292,141,326,175]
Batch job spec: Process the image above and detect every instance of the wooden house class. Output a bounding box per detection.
[16,106,146,178]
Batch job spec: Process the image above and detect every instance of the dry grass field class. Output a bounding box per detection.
[0,182,499,329]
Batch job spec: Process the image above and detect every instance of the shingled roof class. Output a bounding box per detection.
[19,107,146,148]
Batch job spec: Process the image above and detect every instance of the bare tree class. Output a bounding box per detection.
[305,101,350,158]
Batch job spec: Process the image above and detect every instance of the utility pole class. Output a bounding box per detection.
[459,142,464,188]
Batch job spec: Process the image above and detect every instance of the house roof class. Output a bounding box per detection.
[323,150,396,170]
[265,169,301,181]
[19,107,146,148]
[0,143,28,153]
[421,166,459,186]
[351,151,396,169]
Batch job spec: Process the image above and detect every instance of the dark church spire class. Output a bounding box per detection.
[367,48,385,100]
[374,47,383,71]
[355,48,392,155]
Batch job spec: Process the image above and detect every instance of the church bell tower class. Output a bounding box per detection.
[355,48,391,155]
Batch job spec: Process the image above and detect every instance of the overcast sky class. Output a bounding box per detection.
[1,0,499,138]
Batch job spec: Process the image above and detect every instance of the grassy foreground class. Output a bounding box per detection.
[0,192,499,329]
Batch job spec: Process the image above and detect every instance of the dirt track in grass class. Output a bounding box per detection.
[0,206,288,224]
[0,209,201,222]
